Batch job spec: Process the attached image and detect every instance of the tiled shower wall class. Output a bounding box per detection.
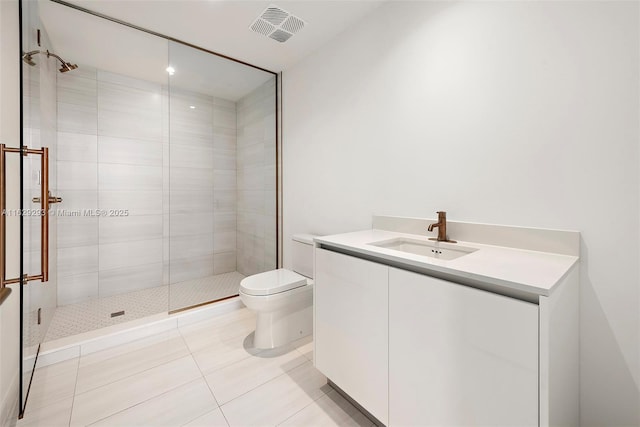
[56,67,238,306]
[236,79,277,276]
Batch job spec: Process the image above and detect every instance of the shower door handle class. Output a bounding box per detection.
[32,192,62,204]
[0,143,50,287]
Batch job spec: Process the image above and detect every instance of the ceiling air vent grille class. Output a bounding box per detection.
[250,5,306,43]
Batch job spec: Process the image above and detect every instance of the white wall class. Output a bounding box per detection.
[0,0,22,425]
[282,1,640,425]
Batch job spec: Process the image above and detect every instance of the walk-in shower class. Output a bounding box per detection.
[16,0,279,416]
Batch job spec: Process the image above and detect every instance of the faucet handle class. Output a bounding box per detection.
[436,211,446,218]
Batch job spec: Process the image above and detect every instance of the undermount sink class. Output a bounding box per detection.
[368,237,477,261]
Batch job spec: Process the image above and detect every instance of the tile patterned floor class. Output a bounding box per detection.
[18,306,374,427]
[44,272,245,342]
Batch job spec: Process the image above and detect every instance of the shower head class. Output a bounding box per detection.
[22,50,40,66]
[46,50,78,73]
[59,62,78,73]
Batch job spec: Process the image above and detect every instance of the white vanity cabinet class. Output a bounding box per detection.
[314,248,389,425]
[388,267,538,426]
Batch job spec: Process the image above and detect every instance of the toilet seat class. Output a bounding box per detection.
[240,268,307,296]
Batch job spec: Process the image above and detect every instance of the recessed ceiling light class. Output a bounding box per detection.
[166,66,175,75]
[189,105,196,109]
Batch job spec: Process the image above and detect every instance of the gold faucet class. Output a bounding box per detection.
[428,211,456,243]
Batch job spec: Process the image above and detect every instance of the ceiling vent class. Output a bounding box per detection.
[250,5,306,43]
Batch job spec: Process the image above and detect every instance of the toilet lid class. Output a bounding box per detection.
[240,269,307,296]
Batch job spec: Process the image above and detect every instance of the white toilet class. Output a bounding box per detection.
[239,234,316,349]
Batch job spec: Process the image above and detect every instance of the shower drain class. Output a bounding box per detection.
[110,310,125,318]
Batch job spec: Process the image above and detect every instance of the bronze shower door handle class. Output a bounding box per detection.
[0,143,51,287]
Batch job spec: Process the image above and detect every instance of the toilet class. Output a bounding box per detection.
[239,234,316,349]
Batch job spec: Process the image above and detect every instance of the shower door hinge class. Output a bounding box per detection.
[37,307,41,325]
[37,29,41,47]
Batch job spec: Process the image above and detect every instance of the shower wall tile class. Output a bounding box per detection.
[214,149,236,171]
[98,80,162,113]
[215,190,236,214]
[169,255,215,284]
[214,213,236,233]
[99,191,163,216]
[213,104,236,130]
[99,215,163,244]
[98,263,164,297]
[56,190,98,213]
[214,170,236,191]
[57,161,97,191]
[169,168,214,191]
[98,164,163,191]
[237,190,264,214]
[169,145,214,169]
[169,213,214,237]
[169,191,214,215]
[57,102,97,135]
[57,132,97,162]
[98,136,163,166]
[213,127,236,151]
[213,231,236,254]
[99,239,163,271]
[237,212,264,238]
[213,252,236,275]
[169,233,215,260]
[98,70,162,92]
[58,245,99,278]
[237,169,265,191]
[57,217,99,248]
[57,272,99,306]
[98,109,162,142]
[169,134,215,149]
[57,73,97,106]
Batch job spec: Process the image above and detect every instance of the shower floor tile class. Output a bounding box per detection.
[44,272,245,342]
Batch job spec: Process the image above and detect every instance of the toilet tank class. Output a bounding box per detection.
[291,234,316,278]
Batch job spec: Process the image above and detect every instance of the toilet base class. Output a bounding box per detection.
[254,303,312,349]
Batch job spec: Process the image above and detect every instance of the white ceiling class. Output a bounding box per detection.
[38,1,276,100]
[44,0,384,72]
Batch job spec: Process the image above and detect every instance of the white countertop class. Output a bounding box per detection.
[315,229,579,297]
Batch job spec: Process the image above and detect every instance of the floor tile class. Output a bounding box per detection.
[178,308,255,354]
[17,397,73,427]
[89,379,217,426]
[278,389,372,427]
[76,330,190,394]
[290,336,313,361]
[26,358,79,411]
[205,345,308,405]
[221,361,328,426]
[192,332,260,376]
[183,408,229,427]
[70,355,201,426]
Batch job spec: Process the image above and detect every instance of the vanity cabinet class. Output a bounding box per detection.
[314,248,389,425]
[315,249,548,426]
[388,267,538,426]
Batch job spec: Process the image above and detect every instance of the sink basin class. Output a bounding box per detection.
[368,237,477,261]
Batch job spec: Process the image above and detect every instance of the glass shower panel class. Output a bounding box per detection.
[20,0,59,411]
[26,0,170,344]
[167,42,277,312]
